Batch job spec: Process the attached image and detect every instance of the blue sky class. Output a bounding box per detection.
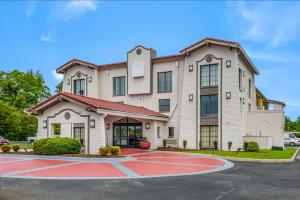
[0,1,299,120]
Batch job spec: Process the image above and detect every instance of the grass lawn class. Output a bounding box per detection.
[185,148,297,159]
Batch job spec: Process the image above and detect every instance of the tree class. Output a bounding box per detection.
[295,116,300,132]
[0,70,51,110]
[285,116,296,131]
[55,81,63,93]
[0,101,37,140]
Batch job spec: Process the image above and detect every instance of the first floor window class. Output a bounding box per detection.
[200,95,218,117]
[157,127,160,138]
[113,76,126,96]
[200,125,218,149]
[168,127,174,138]
[74,79,85,95]
[159,99,170,112]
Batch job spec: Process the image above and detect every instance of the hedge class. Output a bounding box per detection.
[33,137,81,155]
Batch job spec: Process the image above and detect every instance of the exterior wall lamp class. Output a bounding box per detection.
[88,77,92,82]
[67,79,70,85]
[43,120,47,129]
[145,123,150,129]
[189,65,193,72]
[90,119,95,128]
[106,123,110,130]
[189,94,193,101]
[226,92,231,99]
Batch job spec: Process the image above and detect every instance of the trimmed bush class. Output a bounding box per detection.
[1,145,11,153]
[163,139,167,148]
[213,141,218,150]
[183,140,187,150]
[245,142,260,152]
[33,137,81,155]
[12,144,20,152]
[243,142,249,151]
[99,147,110,156]
[228,141,232,151]
[109,146,121,156]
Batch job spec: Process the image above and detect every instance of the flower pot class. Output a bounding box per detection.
[139,141,151,149]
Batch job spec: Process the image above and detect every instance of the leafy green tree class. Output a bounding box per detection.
[0,101,37,140]
[295,116,300,132]
[285,116,296,131]
[55,81,63,93]
[0,70,51,110]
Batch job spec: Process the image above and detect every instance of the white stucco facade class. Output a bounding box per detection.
[31,38,285,154]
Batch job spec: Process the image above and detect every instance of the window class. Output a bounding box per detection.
[248,79,252,98]
[200,125,218,149]
[74,79,85,95]
[200,95,218,117]
[200,64,218,87]
[240,98,243,112]
[158,71,172,93]
[248,103,251,111]
[168,127,174,138]
[113,76,126,96]
[157,127,160,138]
[239,68,242,91]
[159,99,170,112]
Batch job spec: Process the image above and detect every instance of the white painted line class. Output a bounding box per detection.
[111,162,140,178]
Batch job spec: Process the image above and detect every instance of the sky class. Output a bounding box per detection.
[0,1,299,120]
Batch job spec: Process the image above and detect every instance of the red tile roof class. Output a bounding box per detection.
[180,37,240,53]
[29,92,168,118]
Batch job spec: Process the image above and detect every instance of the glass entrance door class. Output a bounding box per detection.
[113,118,143,148]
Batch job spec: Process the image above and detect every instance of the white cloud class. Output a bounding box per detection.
[26,1,37,17]
[65,0,97,13]
[229,2,300,47]
[52,70,63,82]
[40,33,51,42]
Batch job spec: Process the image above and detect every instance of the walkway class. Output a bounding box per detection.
[0,149,233,180]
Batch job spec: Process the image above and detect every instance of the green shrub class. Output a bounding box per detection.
[245,141,260,152]
[12,144,20,152]
[99,147,110,156]
[183,140,187,150]
[243,142,249,151]
[33,137,81,155]
[213,141,218,150]
[163,139,167,148]
[1,145,11,153]
[109,146,121,156]
[228,141,232,151]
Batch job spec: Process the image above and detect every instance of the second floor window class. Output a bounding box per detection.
[201,95,218,117]
[201,64,218,87]
[159,99,170,112]
[248,79,252,98]
[158,71,172,93]
[239,68,242,91]
[113,76,125,96]
[74,79,85,96]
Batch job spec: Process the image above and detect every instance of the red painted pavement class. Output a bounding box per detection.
[18,162,125,177]
[136,157,224,166]
[121,149,150,156]
[121,160,216,176]
[0,159,71,174]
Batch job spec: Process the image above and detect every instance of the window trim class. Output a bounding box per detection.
[168,127,174,138]
[200,64,219,88]
[113,76,126,96]
[200,95,218,118]
[157,71,172,93]
[159,99,171,113]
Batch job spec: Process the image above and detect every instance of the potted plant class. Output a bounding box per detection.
[139,138,151,149]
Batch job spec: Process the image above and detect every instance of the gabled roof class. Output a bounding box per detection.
[28,92,168,119]
[56,59,98,73]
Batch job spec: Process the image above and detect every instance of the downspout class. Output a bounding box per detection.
[168,60,180,121]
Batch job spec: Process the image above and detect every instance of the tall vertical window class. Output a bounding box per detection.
[239,68,242,91]
[159,99,170,112]
[248,79,252,98]
[200,125,218,149]
[157,127,160,138]
[113,76,126,96]
[168,127,174,138]
[200,95,218,117]
[240,98,243,112]
[158,71,172,93]
[74,79,85,95]
[200,64,218,87]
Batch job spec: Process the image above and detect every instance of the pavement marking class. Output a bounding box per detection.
[111,162,140,178]
[130,159,222,167]
[2,161,83,177]
[0,159,33,165]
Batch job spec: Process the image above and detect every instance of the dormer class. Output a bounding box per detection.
[127,45,156,95]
